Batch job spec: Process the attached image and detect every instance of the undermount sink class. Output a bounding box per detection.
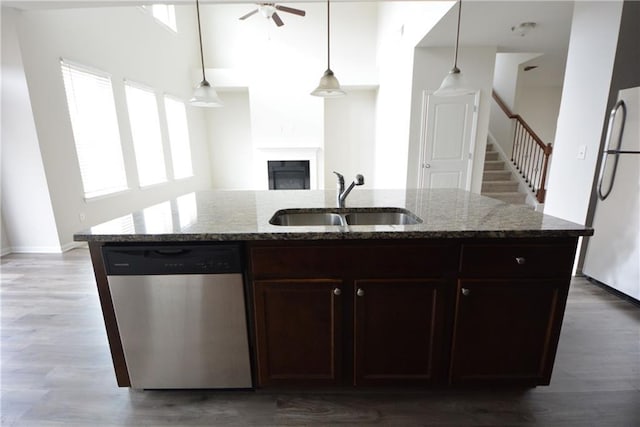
[269,208,423,226]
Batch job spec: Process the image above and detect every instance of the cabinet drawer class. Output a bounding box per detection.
[249,241,458,278]
[460,240,576,278]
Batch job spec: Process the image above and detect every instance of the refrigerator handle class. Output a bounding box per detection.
[597,100,626,201]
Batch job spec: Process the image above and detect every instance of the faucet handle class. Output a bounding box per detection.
[332,171,345,185]
[355,174,364,185]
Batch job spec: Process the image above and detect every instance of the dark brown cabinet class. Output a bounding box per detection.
[449,279,568,385]
[354,279,447,386]
[450,240,576,385]
[249,241,457,387]
[253,279,343,386]
[249,238,577,388]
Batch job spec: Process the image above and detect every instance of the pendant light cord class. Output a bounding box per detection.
[453,0,462,69]
[326,1,331,70]
[196,0,207,82]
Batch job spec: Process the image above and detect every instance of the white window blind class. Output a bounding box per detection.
[125,83,167,187]
[151,4,177,32]
[164,96,194,179]
[61,60,128,199]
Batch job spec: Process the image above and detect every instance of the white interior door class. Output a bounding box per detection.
[418,91,479,190]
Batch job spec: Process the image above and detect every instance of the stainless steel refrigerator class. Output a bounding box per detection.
[583,86,640,301]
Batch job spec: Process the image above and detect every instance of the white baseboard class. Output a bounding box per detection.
[7,246,64,254]
[1,241,87,255]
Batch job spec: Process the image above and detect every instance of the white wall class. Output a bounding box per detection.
[374,1,452,189]
[205,3,378,150]
[544,0,623,224]
[1,7,61,253]
[11,5,211,249]
[208,90,254,189]
[406,46,497,193]
[1,218,11,256]
[489,52,540,156]
[324,90,377,189]
[516,85,563,145]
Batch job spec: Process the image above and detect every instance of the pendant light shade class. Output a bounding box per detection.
[190,0,223,107]
[434,0,472,97]
[190,79,223,107]
[311,69,345,97]
[311,1,345,97]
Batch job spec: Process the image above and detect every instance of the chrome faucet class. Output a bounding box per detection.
[333,171,365,208]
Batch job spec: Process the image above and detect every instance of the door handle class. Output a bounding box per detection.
[598,100,626,201]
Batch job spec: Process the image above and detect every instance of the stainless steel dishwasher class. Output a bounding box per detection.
[103,244,252,389]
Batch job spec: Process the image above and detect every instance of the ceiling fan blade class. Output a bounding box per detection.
[275,5,306,17]
[239,9,259,20]
[272,12,284,27]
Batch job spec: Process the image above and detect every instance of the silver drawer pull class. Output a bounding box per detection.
[333,288,342,296]
[461,288,470,296]
[515,257,526,265]
[356,288,365,297]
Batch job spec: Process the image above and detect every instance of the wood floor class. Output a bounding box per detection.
[2,249,639,426]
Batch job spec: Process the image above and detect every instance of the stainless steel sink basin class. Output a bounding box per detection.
[269,212,345,226]
[269,208,422,226]
[344,211,421,225]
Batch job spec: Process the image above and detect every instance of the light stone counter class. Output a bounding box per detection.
[73,189,593,242]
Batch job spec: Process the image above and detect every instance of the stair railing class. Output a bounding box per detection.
[492,90,552,204]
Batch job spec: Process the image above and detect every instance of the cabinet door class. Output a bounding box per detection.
[353,279,447,386]
[450,279,568,385]
[253,279,343,386]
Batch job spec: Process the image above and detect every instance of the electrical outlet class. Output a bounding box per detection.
[79,212,86,222]
[577,145,587,160]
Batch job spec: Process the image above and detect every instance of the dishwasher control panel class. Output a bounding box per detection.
[102,244,242,275]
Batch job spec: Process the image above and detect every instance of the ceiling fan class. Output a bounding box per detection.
[239,3,306,27]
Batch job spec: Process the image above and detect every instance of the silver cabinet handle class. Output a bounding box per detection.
[515,257,526,265]
[333,288,342,296]
[461,288,470,296]
[356,288,365,297]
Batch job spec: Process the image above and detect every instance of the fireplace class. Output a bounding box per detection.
[268,160,310,190]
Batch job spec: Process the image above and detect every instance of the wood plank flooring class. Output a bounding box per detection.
[2,249,639,426]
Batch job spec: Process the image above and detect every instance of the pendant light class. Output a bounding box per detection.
[311,0,345,97]
[434,0,471,96]
[190,0,223,107]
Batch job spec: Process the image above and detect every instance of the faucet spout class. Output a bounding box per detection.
[333,171,365,208]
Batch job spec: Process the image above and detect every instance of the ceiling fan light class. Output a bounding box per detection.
[311,69,346,97]
[434,67,472,96]
[259,4,276,18]
[190,79,224,107]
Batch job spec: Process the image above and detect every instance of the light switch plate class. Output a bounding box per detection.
[577,145,587,160]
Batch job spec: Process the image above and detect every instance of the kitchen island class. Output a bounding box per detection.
[75,189,593,389]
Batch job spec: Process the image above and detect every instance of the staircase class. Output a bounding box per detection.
[481,143,527,205]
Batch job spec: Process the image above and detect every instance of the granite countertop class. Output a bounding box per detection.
[73,189,593,242]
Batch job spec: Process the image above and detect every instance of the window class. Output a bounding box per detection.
[149,4,177,32]
[164,96,194,179]
[125,82,167,187]
[60,60,128,199]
